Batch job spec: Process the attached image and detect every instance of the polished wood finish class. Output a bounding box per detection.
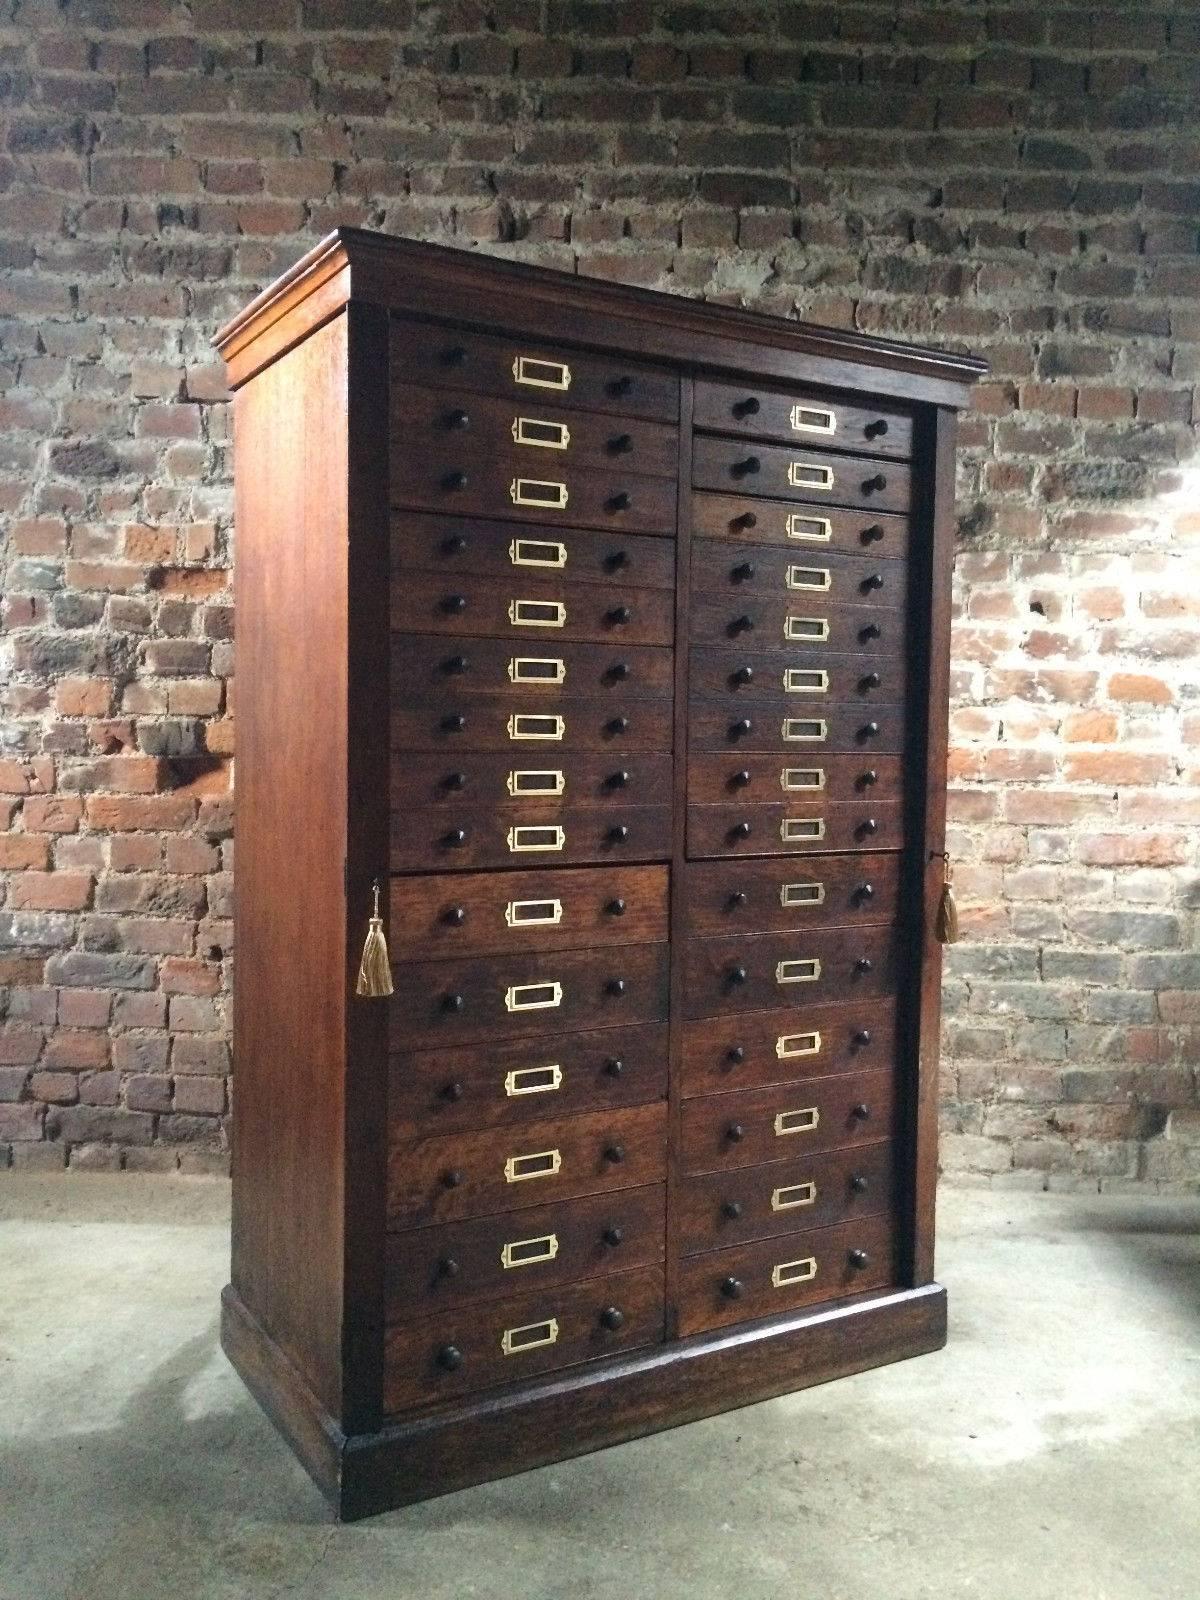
[217,230,979,1519]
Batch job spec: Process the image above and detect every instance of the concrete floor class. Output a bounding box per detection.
[0,1181,1197,1600]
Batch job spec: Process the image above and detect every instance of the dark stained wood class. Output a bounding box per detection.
[384,1183,665,1322]
[686,751,902,807]
[390,749,672,813]
[392,512,676,591]
[393,568,675,646]
[390,801,673,874]
[387,1101,667,1228]
[689,587,907,657]
[693,378,915,460]
[686,800,905,860]
[688,643,907,704]
[679,996,898,1099]
[392,687,673,753]
[680,926,897,1020]
[678,1068,897,1175]
[680,852,901,938]
[693,436,912,516]
[690,539,906,611]
[687,696,905,756]
[692,492,910,558]
[393,634,674,702]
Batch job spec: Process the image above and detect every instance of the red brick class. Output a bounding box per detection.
[8,873,93,912]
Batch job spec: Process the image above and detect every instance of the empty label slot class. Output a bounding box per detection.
[507,825,566,853]
[504,981,563,1012]
[508,714,565,741]
[771,1256,818,1288]
[780,817,826,842]
[780,767,825,792]
[790,403,836,436]
[786,513,832,542]
[509,599,566,629]
[783,668,828,695]
[784,616,830,643]
[509,538,567,569]
[505,897,563,927]
[504,1064,563,1097]
[787,461,835,492]
[501,1316,560,1354]
[782,719,828,742]
[503,1148,563,1183]
[510,477,569,510]
[775,1031,821,1059]
[774,1106,820,1136]
[771,1181,817,1211]
[512,355,571,391]
[509,656,567,685]
[511,416,570,450]
[786,566,831,592]
[779,881,825,907]
[507,769,565,796]
[501,1232,560,1269]
[776,958,821,985]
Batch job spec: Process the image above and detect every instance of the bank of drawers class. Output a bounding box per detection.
[384,330,675,1412]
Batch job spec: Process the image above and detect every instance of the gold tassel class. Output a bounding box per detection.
[355,879,394,998]
[935,853,959,945]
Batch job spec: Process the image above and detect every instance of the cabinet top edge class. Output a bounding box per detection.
[213,226,988,400]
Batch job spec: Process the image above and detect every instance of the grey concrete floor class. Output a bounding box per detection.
[0,1179,1197,1600]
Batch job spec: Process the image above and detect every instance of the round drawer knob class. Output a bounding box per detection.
[607,824,629,843]
[865,419,889,438]
[442,1080,465,1101]
[733,396,761,417]
[437,1255,460,1277]
[607,605,632,625]
[731,718,753,737]
[856,957,873,973]
[849,1248,871,1269]
[609,433,633,454]
[854,1029,872,1047]
[442,345,467,366]
[735,511,758,529]
[609,374,633,395]
[852,1103,871,1121]
[860,622,882,641]
[720,1276,744,1299]
[731,769,752,788]
[730,614,754,634]
[732,561,755,582]
[442,1168,464,1188]
[606,716,630,734]
[441,713,466,732]
[444,654,469,674]
[604,1144,626,1164]
[604,1057,624,1077]
[727,966,748,986]
[727,890,748,909]
[442,905,467,925]
[733,455,761,476]
[445,408,470,429]
[600,1306,625,1332]
[441,534,467,554]
[606,769,631,789]
[863,474,887,492]
[607,977,626,996]
[441,992,465,1012]
[850,1174,870,1194]
[861,573,885,592]
[602,1225,624,1247]
[859,672,881,690]
[726,1122,745,1141]
[606,897,626,916]
[437,1343,464,1370]
[855,883,874,901]
[730,821,752,840]
[733,665,754,685]
[605,550,630,571]
[858,818,879,837]
[607,491,631,512]
[442,828,468,848]
[440,593,468,614]
[607,661,631,680]
[442,470,469,491]
[858,721,880,739]
[444,771,467,791]
[726,1044,745,1064]
[722,1199,743,1219]
[858,769,878,788]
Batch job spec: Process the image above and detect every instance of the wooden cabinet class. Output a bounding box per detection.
[215,229,984,1520]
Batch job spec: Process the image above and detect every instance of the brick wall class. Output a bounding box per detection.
[1,1,1197,1186]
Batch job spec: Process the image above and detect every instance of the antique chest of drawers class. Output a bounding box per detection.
[214,230,984,1520]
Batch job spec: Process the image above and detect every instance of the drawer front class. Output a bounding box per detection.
[384,1183,665,1323]
[679,1067,896,1174]
[393,636,674,703]
[680,853,901,938]
[390,941,670,1048]
[394,570,674,647]
[391,320,679,424]
[691,540,905,613]
[389,1021,668,1134]
[686,752,902,807]
[688,646,906,706]
[392,512,676,591]
[392,381,678,480]
[389,864,670,961]
[688,697,904,757]
[693,492,910,559]
[387,1101,667,1228]
[393,689,673,754]
[384,1263,665,1415]
[694,379,915,460]
[676,1214,895,1336]
[676,1141,894,1255]
[681,925,898,1020]
[392,448,677,537]
[693,437,911,516]
[391,751,672,812]
[679,996,897,1099]
[686,800,904,859]
[391,800,672,872]
[689,590,904,657]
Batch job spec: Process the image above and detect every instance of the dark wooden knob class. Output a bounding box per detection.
[859,672,881,690]
[855,957,873,973]
[442,828,468,848]
[606,769,630,788]
[735,511,758,529]
[442,1080,465,1101]
[727,890,748,908]
[863,473,887,492]
[608,433,633,453]
[733,665,754,685]
[600,1306,625,1331]
[729,614,754,634]
[606,977,626,996]
[602,1225,624,1247]
[441,534,467,554]
[850,1174,870,1193]
[858,721,880,739]
[732,455,761,476]
[606,716,629,734]
[861,523,885,543]
[437,1255,460,1277]
[441,713,466,732]
[606,661,631,680]
[855,883,874,901]
[604,1057,624,1077]
[607,491,631,511]
[854,1029,872,1047]
[445,407,470,429]
[731,769,752,788]
[606,897,626,916]
[727,966,748,985]
[437,1343,464,1369]
[852,1102,871,1121]
[732,561,755,582]
[604,1143,626,1163]
[440,593,467,614]
[607,605,632,624]
[733,396,761,417]
[442,1168,464,1187]
[604,549,630,570]
[720,1276,744,1299]
[862,574,885,593]
[858,818,879,836]
[442,470,469,490]
[441,992,465,1012]
[859,769,878,787]
[859,622,882,641]
[865,419,889,438]
[726,1044,745,1064]
[731,717,753,737]
[730,821,752,840]
[849,1248,871,1269]
[443,654,469,674]
[444,771,467,790]
[726,1122,745,1141]
[609,374,633,395]
[607,824,629,842]
[722,1199,743,1219]
[442,905,466,925]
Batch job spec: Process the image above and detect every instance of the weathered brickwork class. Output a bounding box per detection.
[0,1,1197,1185]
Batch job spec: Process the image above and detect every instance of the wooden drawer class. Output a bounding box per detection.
[680,925,897,1021]
[676,1142,894,1256]
[686,800,904,859]
[680,853,901,938]
[387,1101,667,1228]
[393,636,674,703]
[688,696,904,756]
[384,1263,664,1414]
[392,512,676,591]
[388,865,669,960]
[392,381,678,480]
[691,540,905,613]
[693,492,910,559]
[694,378,914,460]
[391,319,679,424]
[392,689,673,754]
[384,1184,665,1323]
[390,1021,668,1135]
[687,751,902,807]
[391,800,672,872]
[393,569,675,646]
[679,997,897,1099]
[689,590,904,657]
[693,437,911,516]
[688,646,906,706]
[391,750,672,812]
[390,941,670,1048]
[676,1214,895,1336]
[679,1067,896,1175]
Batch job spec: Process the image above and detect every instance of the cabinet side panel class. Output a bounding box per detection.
[231,313,350,1418]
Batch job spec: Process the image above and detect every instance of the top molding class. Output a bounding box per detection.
[214,227,988,406]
